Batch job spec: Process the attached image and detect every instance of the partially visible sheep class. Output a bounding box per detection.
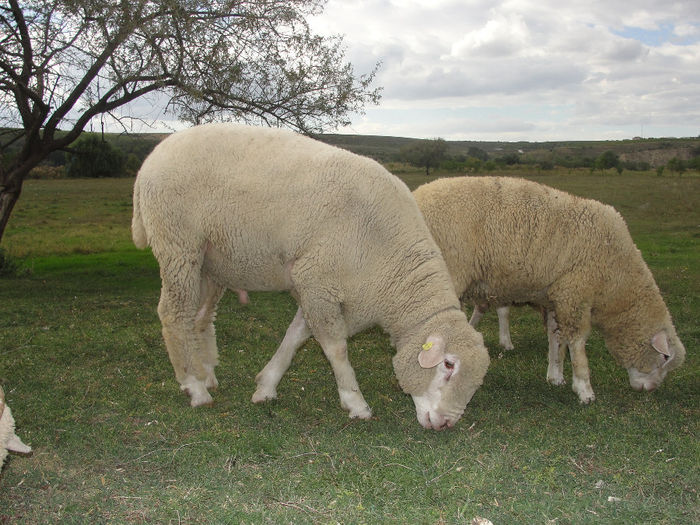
[0,386,32,469]
[413,176,686,403]
[132,123,489,429]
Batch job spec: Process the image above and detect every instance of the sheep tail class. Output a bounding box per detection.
[131,179,148,249]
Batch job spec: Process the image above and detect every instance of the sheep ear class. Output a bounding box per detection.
[418,335,445,369]
[651,331,672,358]
[7,433,32,455]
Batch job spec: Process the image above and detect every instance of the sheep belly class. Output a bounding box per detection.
[202,240,294,292]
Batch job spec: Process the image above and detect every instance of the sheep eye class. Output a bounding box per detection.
[444,360,454,370]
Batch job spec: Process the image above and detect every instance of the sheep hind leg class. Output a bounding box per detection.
[195,274,226,391]
[157,259,212,407]
[252,306,311,403]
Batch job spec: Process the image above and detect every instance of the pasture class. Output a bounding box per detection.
[0,170,698,523]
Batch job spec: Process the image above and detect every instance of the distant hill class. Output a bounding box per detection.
[3,127,699,170]
[316,133,700,168]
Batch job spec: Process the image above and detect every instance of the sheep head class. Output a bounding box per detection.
[626,328,686,393]
[392,309,489,430]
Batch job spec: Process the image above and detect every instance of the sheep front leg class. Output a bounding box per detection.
[569,338,595,404]
[291,257,371,419]
[252,307,311,403]
[496,306,515,350]
[546,310,566,386]
[317,336,372,419]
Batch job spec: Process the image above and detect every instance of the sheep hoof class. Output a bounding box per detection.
[547,375,566,386]
[251,387,277,403]
[499,337,514,351]
[340,390,371,419]
[181,378,213,407]
[572,378,595,404]
[349,405,372,420]
[189,391,214,407]
[203,366,219,390]
[578,393,596,404]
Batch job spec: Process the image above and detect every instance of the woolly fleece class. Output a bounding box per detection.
[413,176,685,400]
[132,123,489,426]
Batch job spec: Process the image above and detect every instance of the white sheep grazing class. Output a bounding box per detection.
[413,176,686,403]
[132,123,489,430]
[0,386,32,469]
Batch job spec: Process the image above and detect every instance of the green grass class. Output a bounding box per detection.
[1,171,698,524]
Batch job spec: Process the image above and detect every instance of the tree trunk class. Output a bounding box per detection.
[0,170,27,245]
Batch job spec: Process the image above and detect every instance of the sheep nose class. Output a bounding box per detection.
[429,413,452,431]
[631,381,657,392]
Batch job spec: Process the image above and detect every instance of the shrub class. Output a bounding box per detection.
[595,150,619,170]
[439,159,468,172]
[65,135,126,178]
[27,165,66,179]
[666,157,686,175]
[0,248,23,277]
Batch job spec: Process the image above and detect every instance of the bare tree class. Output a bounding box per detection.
[0,0,380,243]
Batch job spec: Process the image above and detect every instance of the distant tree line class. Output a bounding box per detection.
[400,140,700,176]
[2,131,161,179]
[7,131,700,179]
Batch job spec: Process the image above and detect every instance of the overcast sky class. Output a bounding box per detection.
[305,0,700,141]
[100,0,700,142]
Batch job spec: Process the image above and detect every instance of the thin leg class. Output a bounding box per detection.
[252,307,311,402]
[469,303,487,327]
[157,255,212,407]
[569,338,595,404]
[316,335,372,419]
[496,306,514,350]
[194,274,226,390]
[546,310,566,386]
[290,255,372,419]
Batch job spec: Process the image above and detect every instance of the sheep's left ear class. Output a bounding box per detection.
[418,335,445,369]
[651,331,672,358]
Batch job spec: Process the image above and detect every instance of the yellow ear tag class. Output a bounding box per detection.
[422,342,433,351]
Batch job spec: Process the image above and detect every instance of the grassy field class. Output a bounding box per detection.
[0,169,698,524]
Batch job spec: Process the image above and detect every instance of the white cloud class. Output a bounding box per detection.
[674,23,700,38]
[312,0,700,140]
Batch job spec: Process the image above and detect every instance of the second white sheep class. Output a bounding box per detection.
[413,176,686,403]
